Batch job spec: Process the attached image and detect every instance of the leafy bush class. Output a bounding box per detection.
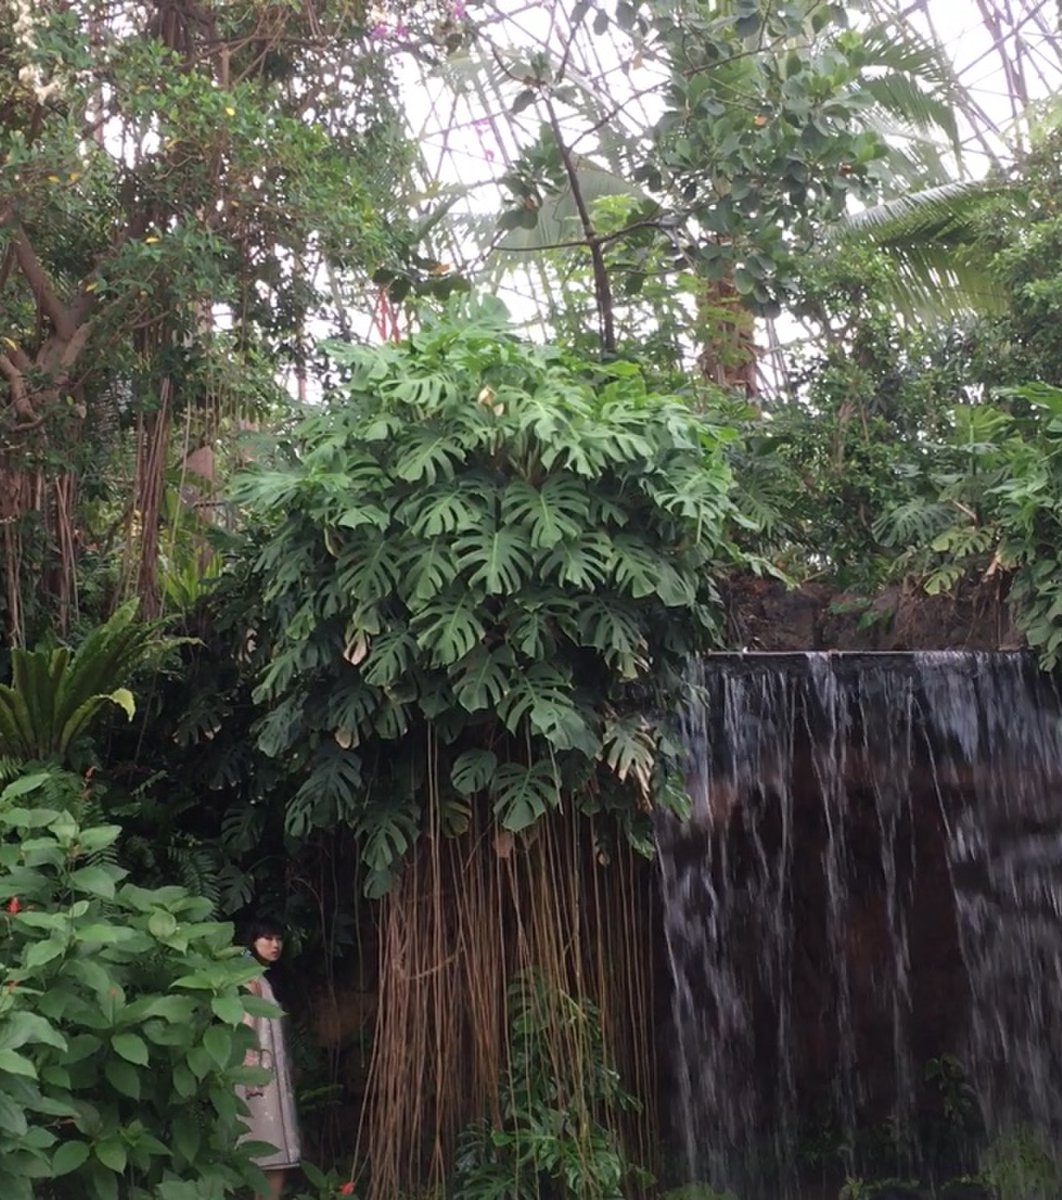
[453,972,644,1200]
[656,1188,738,1200]
[294,1161,357,1198]
[980,1126,1062,1200]
[869,383,1062,665]
[0,769,277,1200]
[236,298,743,892]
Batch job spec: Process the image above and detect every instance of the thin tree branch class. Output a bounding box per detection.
[0,353,38,422]
[541,94,616,355]
[495,216,669,253]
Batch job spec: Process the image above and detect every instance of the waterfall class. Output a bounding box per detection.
[657,651,1062,1197]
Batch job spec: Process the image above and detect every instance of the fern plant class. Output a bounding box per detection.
[0,600,168,767]
[232,297,743,892]
[868,384,1062,666]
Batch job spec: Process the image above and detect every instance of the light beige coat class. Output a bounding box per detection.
[239,974,301,1169]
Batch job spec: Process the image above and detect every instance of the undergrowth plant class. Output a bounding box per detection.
[873,383,1062,666]
[453,971,645,1200]
[0,768,277,1200]
[235,297,744,892]
[980,1126,1062,1200]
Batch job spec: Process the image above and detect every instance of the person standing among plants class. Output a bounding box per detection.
[240,918,302,1200]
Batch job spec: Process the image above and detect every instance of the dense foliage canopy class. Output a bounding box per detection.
[237,298,741,893]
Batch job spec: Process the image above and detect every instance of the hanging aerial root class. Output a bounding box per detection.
[358,810,655,1199]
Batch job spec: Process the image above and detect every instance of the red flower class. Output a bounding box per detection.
[338,1185,355,1197]
[5,897,20,915]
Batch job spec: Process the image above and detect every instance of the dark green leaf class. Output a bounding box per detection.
[111,1032,149,1067]
[211,995,244,1025]
[103,1058,139,1099]
[451,749,499,796]
[51,1140,90,1176]
[203,1025,233,1070]
[511,89,536,116]
[95,1138,127,1173]
[68,865,118,899]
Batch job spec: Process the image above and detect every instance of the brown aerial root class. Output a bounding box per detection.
[358,795,656,1200]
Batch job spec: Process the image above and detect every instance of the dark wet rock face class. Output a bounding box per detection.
[657,652,1062,1199]
[722,577,1019,654]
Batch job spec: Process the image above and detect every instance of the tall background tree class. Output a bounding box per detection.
[0,0,437,641]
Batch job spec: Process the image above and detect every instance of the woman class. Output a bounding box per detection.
[240,918,301,1200]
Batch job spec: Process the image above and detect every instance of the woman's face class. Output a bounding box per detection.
[253,933,284,963]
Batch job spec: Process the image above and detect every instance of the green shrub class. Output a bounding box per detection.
[981,1126,1062,1200]
[453,971,645,1200]
[0,769,278,1200]
[237,298,743,894]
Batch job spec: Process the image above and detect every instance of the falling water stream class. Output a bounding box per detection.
[657,651,1062,1197]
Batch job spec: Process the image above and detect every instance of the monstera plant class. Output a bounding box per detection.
[234,297,746,893]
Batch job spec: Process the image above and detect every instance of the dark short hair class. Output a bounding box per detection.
[244,916,284,948]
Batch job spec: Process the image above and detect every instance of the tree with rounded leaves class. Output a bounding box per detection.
[0,0,423,639]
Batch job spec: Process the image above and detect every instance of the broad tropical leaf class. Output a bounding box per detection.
[575,598,647,678]
[497,663,599,756]
[501,476,587,549]
[287,745,363,838]
[611,534,664,600]
[355,799,420,898]
[451,749,499,796]
[452,646,514,713]
[454,527,533,596]
[601,716,656,800]
[362,630,419,688]
[411,598,487,667]
[405,484,492,538]
[492,761,560,833]
[398,541,460,606]
[540,532,613,589]
[337,538,404,604]
[393,426,464,484]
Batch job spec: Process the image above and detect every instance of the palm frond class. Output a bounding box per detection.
[832,179,1017,319]
[862,74,959,148]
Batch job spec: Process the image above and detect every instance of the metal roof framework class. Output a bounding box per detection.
[368,0,1062,370]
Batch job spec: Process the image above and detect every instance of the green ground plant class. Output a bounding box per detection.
[0,599,168,768]
[452,971,645,1200]
[980,1127,1062,1200]
[0,768,277,1200]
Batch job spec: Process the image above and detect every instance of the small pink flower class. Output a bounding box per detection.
[339,1185,356,1197]
[369,22,388,39]
[6,897,20,915]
